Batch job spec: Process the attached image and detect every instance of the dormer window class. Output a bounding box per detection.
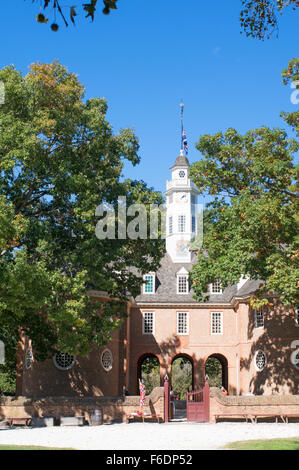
[143,273,155,294]
[176,267,189,294]
[177,275,189,294]
[210,280,222,294]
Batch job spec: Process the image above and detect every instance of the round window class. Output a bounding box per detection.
[25,349,33,370]
[53,352,76,371]
[101,349,113,372]
[179,170,185,178]
[293,351,299,370]
[255,350,267,371]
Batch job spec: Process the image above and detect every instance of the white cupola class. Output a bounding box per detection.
[165,150,199,263]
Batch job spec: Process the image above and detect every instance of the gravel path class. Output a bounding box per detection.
[0,422,298,450]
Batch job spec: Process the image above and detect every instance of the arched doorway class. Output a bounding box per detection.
[205,354,228,391]
[137,354,160,395]
[171,355,194,400]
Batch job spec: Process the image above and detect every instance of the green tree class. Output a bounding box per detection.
[0,61,165,367]
[171,357,192,399]
[240,1,299,40]
[189,114,298,308]
[281,58,299,135]
[27,1,299,38]
[140,357,160,395]
[205,357,222,387]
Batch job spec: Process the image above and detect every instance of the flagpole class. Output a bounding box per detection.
[180,101,184,153]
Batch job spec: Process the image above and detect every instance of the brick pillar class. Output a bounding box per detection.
[164,375,170,423]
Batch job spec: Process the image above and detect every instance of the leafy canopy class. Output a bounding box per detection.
[0,61,165,361]
[28,1,299,38]
[189,62,298,308]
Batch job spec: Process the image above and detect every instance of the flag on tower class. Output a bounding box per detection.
[182,130,188,154]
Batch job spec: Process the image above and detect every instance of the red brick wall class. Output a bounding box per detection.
[209,387,299,422]
[0,387,165,424]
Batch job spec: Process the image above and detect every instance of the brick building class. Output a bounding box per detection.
[17,151,299,398]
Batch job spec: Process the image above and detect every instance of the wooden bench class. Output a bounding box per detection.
[251,414,281,423]
[126,412,161,424]
[281,414,299,424]
[5,417,31,427]
[214,414,252,423]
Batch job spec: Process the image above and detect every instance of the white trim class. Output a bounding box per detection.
[254,308,264,329]
[210,281,222,294]
[53,352,76,371]
[210,311,223,335]
[101,348,113,372]
[254,350,267,372]
[143,273,155,294]
[142,311,155,335]
[177,274,189,295]
[176,311,189,335]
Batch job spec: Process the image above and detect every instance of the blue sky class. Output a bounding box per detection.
[0,1,298,199]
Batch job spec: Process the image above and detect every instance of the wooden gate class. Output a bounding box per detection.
[186,381,210,422]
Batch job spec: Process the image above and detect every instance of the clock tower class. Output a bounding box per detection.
[165,149,199,263]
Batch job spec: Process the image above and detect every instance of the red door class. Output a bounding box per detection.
[186,381,210,422]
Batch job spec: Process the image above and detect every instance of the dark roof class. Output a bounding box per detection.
[171,154,190,169]
[134,252,258,305]
[236,279,263,297]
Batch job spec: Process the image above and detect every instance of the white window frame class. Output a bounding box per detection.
[178,215,186,233]
[191,215,196,233]
[101,348,113,372]
[177,274,189,294]
[210,280,222,294]
[211,311,223,335]
[295,308,299,327]
[254,350,267,372]
[254,308,264,329]
[143,273,155,294]
[177,312,189,335]
[169,216,173,235]
[142,312,155,335]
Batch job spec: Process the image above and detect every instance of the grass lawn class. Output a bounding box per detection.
[224,437,299,450]
[0,445,74,450]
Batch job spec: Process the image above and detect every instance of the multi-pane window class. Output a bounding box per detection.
[143,274,155,294]
[254,308,264,328]
[210,280,222,294]
[177,312,189,335]
[192,215,196,233]
[178,215,186,233]
[211,312,223,335]
[295,308,299,327]
[143,312,154,335]
[177,275,189,294]
[169,216,173,235]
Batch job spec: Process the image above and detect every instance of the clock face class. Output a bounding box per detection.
[175,192,187,203]
[176,240,189,256]
[180,192,188,202]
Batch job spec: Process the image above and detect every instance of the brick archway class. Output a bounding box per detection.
[170,354,194,399]
[137,353,160,395]
[205,353,228,392]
